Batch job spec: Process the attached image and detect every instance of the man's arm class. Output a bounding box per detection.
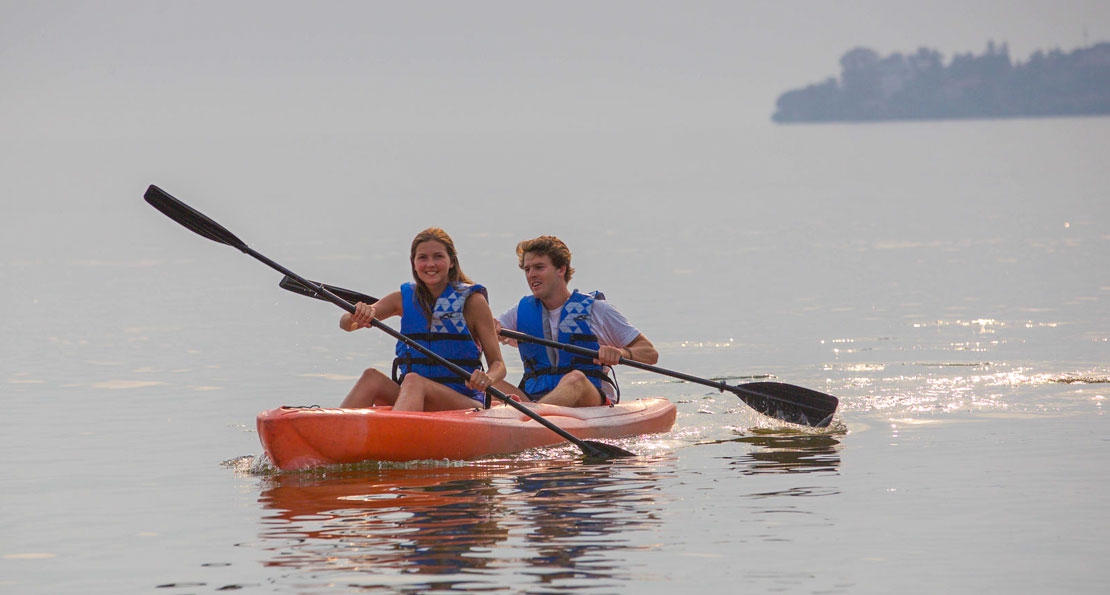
[621,334,658,365]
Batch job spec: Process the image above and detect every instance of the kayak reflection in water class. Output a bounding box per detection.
[494,235,658,408]
[256,458,669,583]
[339,228,506,412]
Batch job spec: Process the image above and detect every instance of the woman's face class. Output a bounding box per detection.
[412,240,452,287]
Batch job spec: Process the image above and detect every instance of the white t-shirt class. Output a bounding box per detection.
[497,297,642,400]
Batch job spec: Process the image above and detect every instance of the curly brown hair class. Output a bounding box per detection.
[515,235,574,282]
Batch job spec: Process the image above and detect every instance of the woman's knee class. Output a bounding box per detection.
[360,368,387,381]
[359,368,398,393]
[399,373,429,390]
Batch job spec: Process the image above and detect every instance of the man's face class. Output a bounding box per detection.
[521,252,565,302]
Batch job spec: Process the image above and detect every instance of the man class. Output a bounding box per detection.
[494,236,658,407]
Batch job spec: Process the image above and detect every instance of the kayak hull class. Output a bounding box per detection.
[257,398,676,471]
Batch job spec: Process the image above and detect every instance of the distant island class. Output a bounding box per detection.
[772,41,1110,123]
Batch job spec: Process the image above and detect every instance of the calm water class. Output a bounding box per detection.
[2,117,1107,594]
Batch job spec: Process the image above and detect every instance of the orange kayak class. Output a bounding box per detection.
[257,398,677,471]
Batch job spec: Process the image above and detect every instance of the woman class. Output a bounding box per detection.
[339,228,506,412]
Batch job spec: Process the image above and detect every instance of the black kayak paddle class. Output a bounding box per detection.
[143,184,635,460]
[278,276,839,427]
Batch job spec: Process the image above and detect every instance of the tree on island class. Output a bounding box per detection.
[772,41,1110,123]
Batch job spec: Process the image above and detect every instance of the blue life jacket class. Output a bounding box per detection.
[516,290,617,401]
[393,281,485,401]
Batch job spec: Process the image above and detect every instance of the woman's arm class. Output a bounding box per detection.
[340,290,403,331]
[463,292,507,386]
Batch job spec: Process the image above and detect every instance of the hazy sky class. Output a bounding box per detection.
[2,1,1107,341]
[4,0,1109,140]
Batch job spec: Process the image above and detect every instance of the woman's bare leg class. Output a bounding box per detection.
[340,368,400,408]
[392,373,483,412]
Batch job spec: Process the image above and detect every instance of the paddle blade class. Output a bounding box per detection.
[144,185,249,252]
[731,382,839,428]
[582,440,637,460]
[279,275,379,306]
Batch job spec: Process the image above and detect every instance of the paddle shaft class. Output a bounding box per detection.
[500,328,756,389]
[144,185,631,459]
[277,276,839,427]
[283,278,755,393]
[288,280,617,455]
[499,329,837,427]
